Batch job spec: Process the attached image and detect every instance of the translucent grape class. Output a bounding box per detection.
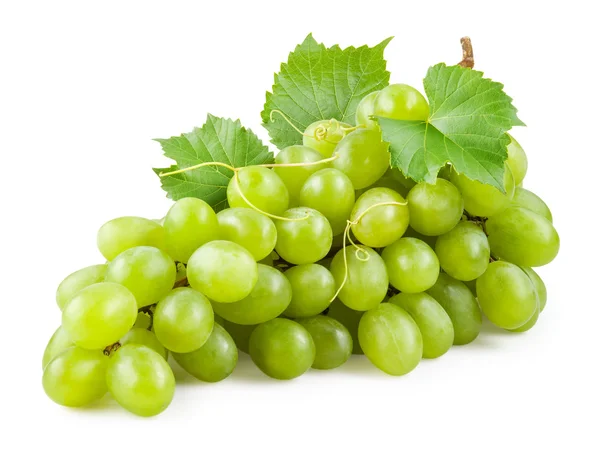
[227,166,289,216]
[187,240,258,303]
[296,315,353,370]
[283,264,336,318]
[303,120,350,158]
[508,308,539,333]
[56,264,107,310]
[523,267,547,312]
[217,207,276,261]
[382,238,439,293]
[373,83,429,121]
[222,320,256,354]
[274,208,332,264]
[97,216,165,261]
[512,187,553,222]
[120,328,168,359]
[506,135,528,186]
[42,326,74,370]
[435,221,490,281]
[407,178,464,236]
[355,91,380,129]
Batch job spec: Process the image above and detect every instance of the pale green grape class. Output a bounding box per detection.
[274,208,332,264]
[274,145,329,206]
[407,178,464,236]
[187,240,258,303]
[299,168,355,235]
[389,293,454,359]
[303,120,350,158]
[327,299,364,354]
[283,264,335,318]
[373,83,429,121]
[330,246,388,311]
[332,129,390,189]
[133,312,152,330]
[296,315,353,370]
[222,320,256,353]
[62,282,137,350]
[106,246,176,308]
[173,323,238,382]
[512,187,553,222]
[163,197,219,263]
[56,264,107,310]
[97,216,165,261]
[153,288,214,353]
[358,303,423,376]
[435,221,490,281]
[249,318,315,380]
[356,168,410,198]
[487,207,560,267]
[476,261,538,330]
[227,166,289,216]
[523,267,547,312]
[403,226,437,249]
[382,238,439,293]
[212,265,292,325]
[350,187,409,247]
[106,344,175,417]
[426,273,482,345]
[217,207,276,261]
[355,91,380,129]
[508,308,539,333]
[42,326,74,370]
[43,347,109,407]
[506,135,528,186]
[120,328,168,359]
[258,252,275,266]
[463,279,478,297]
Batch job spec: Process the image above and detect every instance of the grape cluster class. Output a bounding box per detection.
[42,83,559,417]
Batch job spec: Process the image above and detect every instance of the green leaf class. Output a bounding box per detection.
[154,114,274,211]
[378,63,523,191]
[262,34,392,149]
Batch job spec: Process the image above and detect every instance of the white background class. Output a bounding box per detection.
[1,1,599,452]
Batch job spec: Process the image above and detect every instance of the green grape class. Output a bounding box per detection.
[296,315,352,370]
[274,145,329,206]
[382,238,439,293]
[506,135,528,186]
[222,320,256,353]
[173,323,238,382]
[42,326,74,370]
[332,129,390,189]
[62,282,137,350]
[163,197,219,263]
[486,207,560,267]
[512,187,553,222]
[274,208,332,264]
[389,293,454,359]
[187,240,258,303]
[450,165,515,217]
[403,226,437,249]
[120,328,168,359]
[523,267,547,312]
[217,207,277,261]
[437,164,452,181]
[390,168,417,192]
[97,216,166,261]
[153,288,214,353]
[133,312,152,330]
[299,168,355,236]
[43,347,109,407]
[373,83,429,121]
[303,120,350,158]
[105,246,176,308]
[249,318,315,380]
[106,344,175,417]
[350,187,409,247]
[356,168,410,198]
[358,303,422,376]
[508,308,539,333]
[426,273,482,345]
[327,299,364,354]
[355,91,380,129]
[330,246,388,311]
[463,279,478,297]
[258,253,275,266]
[476,261,538,330]
[214,313,226,325]
[56,264,107,310]
[227,166,289,216]
[283,264,335,318]
[435,221,490,281]
[407,178,464,236]
[212,265,292,325]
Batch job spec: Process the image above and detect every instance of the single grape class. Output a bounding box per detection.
[426,273,482,345]
[358,303,423,376]
[249,318,316,380]
[97,216,165,261]
[43,347,109,407]
[330,246,389,311]
[299,168,355,236]
[163,197,219,263]
[476,261,538,330]
[508,308,539,333]
[512,187,553,222]
[274,207,332,264]
[120,328,168,359]
[133,312,152,330]
[373,83,429,121]
[327,299,364,354]
[523,267,547,312]
[216,207,277,261]
[407,178,463,236]
[173,323,238,382]
[486,207,560,267]
[55,264,107,310]
[187,240,258,303]
[350,187,409,247]
[221,320,256,354]
[355,91,380,129]
[153,288,214,353]
[105,246,176,308]
[303,120,350,158]
[506,135,528,186]
[62,282,137,350]
[42,326,74,370]
[296,315,353,370]
[283,264,336,318]
[435,221,490,281]
[382,238,439,293]
[212,265,292,325]
[332,128,390,189]
[227,166,289,216]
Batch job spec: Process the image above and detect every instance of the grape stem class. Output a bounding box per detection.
[269,110,364,144]
[458,37,474,68]
[103,342,121,356]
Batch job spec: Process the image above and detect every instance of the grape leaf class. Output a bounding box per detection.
[378,63,523,191]
[154,114,273,211]
[262,34,392,149]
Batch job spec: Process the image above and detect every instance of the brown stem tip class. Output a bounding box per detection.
[458,36,474,68]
